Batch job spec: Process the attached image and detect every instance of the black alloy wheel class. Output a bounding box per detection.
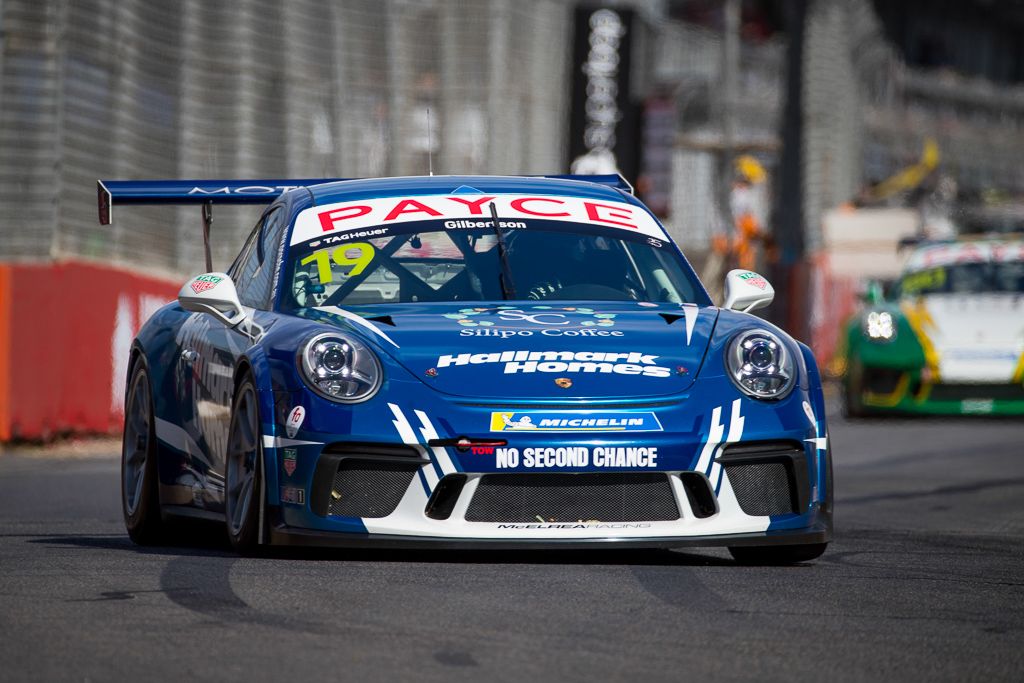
[224,376,265,554]
[122,361,166,544]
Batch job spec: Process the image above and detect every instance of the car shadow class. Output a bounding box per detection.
[26,519,234,557]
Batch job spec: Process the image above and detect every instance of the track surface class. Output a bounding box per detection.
[2,414,1023,682]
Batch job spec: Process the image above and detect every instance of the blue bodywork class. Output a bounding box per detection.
[123,175,832,549]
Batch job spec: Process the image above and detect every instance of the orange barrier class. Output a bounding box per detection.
[807,252,859,372]
[0,261,178,441]
[0,266,11,441]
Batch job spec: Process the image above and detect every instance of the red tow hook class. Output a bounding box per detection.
[427,437,508,452]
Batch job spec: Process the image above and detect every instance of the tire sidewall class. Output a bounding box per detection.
[225,377,264,552]
[843,359,867,418]
[122,360,160,537]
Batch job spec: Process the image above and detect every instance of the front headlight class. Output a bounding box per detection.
[864,310,896,342]
[299,332,382,403]
[726,329,795,400]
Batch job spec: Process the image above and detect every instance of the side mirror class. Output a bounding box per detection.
[178,273,247,328]
[723,269,775,312]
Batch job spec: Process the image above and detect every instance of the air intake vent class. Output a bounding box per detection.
[679,472,717,518]
[326,460,419,518]
[465,472,679,523]
[723,461,794,516]
[717,441,808,517]
[425,474,468,520]
[311,444,427,517]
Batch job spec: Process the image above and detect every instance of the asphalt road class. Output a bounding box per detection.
[1,412,1023,682]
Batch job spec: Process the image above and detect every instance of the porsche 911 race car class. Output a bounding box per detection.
[101,174,833,564]
[842,236,1024,416]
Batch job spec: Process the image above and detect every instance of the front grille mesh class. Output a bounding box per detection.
[724,462,794,516]
[465,472,679,523]
[863,367,904,394]
[327,460,418,518]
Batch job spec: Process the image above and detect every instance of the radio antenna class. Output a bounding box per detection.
[426,107,434,176]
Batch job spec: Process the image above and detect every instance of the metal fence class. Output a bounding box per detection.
[650,20,785,255]
[0,0,574,277]
[802,0,1024,246]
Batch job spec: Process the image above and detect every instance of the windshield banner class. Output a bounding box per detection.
[291,194,668,246]
[906,241,1024,270]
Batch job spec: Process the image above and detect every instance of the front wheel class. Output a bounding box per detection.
[224,377,265,554]
[728,543,828,565]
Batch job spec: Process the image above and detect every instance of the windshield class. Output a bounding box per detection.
[899,260,1024,296]
[282,220,707,310]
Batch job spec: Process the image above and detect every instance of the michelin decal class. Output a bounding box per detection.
[491,411,663,432]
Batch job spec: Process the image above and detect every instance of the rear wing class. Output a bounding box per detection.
[97,178,351,272]
[96,178,353,226]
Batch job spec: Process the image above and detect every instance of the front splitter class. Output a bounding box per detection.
[268,522,831,551]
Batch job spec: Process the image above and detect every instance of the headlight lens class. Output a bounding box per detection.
[726,329,795,399]
[299,332,382,403]
[864,310,896,342]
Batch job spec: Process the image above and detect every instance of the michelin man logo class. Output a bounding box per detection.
[501,414,537,430]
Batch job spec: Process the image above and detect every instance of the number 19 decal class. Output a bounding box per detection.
[300,242,375,284]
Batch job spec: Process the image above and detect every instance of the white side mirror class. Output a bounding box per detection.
[178,273,247,328]
[723,269,775,312]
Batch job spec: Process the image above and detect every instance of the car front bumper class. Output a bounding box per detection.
[855,366,1024,415]
[262,374,833,547]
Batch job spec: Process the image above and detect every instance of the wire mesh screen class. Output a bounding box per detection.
[0,0,572,277]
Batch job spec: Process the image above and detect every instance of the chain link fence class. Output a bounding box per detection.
[0,0,573,277]
[646,18,784,279]
[803,0,1024,246]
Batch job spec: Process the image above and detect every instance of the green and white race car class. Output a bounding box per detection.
[840,237,1024,416]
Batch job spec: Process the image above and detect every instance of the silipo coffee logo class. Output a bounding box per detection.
[445,306,621,338]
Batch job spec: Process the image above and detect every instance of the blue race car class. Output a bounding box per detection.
[100,174,832,564]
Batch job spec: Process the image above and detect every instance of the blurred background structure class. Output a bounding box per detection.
[2,0,1024,439]
[0,0,574,272]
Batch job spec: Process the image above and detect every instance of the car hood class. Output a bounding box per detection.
[902,293,1024,382]
[311,302,720,399]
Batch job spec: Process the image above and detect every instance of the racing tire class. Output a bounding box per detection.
[224,376,266,555]
[728,543,829,566]
[122,361,167,545]
[842,363,867,418]
[843,384,866,419]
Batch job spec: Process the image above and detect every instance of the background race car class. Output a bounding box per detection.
[841,237,1024,416]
